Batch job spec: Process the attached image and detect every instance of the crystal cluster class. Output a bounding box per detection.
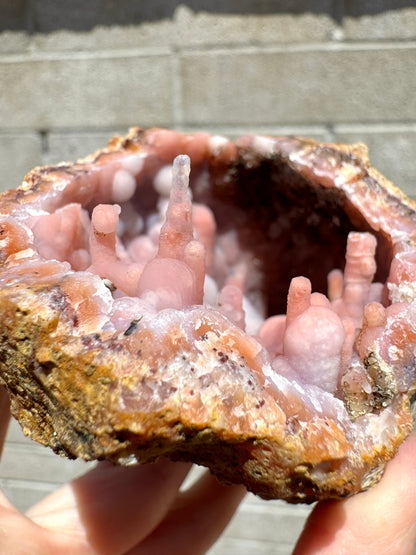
[0,128,415,502]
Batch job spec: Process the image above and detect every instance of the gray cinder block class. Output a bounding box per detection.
[0,53,174,128]
[181,46,416,126]
[0,133,42,191]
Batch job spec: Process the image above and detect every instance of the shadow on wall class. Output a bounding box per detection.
[1,0,415,32]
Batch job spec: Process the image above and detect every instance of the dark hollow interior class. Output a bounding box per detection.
[189,156,392,317]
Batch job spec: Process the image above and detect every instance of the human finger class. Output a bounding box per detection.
[0,506,57,555]
[127,470,246,555]
[27,458,191,555]
[293,432,416,555]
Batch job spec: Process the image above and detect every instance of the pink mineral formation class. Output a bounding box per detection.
[0,127,415,502]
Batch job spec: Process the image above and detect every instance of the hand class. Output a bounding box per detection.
[294,431,416,555]
[0,387,245,555]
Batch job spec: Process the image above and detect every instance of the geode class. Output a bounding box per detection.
[0,128,415,503]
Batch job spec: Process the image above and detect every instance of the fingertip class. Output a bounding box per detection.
[128,471,246,555]
[29,458,191,555]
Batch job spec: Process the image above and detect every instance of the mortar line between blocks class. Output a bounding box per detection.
[1,40,416,64]
[0,47,173,64]
[177,40,416,57]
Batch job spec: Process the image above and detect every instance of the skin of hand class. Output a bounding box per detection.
[293,431,416,555]
[0,380,416,555]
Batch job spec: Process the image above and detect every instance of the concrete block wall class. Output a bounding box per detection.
[0,2,415,193]
[0,2,415,554]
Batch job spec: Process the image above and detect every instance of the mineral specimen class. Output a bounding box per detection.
[0,128,415,503]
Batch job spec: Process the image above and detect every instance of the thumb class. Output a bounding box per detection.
[294,432,416,555]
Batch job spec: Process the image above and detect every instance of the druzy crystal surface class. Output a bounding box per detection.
[0,128,415,502]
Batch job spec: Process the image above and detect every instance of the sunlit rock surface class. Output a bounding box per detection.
[0,128,415,502]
